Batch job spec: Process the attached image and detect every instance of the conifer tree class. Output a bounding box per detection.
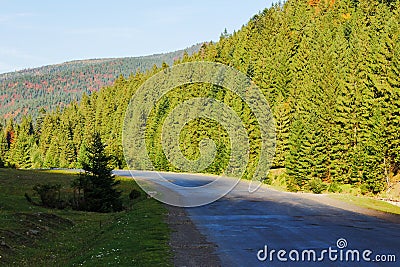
[272,94,291,168]
[0,123,7,167]
[4,118,15,151]
[286,118,308,191]
[7,116,35,168]
[76,132,122,212]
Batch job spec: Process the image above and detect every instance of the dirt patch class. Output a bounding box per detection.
[165,205,221,267]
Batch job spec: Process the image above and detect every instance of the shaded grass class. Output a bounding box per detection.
[0,169,172,266]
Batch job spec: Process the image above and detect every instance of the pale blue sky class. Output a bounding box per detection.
[0,1,273,73]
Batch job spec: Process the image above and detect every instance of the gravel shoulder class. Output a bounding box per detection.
[165,205,221,267]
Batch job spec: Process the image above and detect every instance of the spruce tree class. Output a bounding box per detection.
[7,116,35,169]
[285,118,308,191]
[272,94,291,168]
[0,123,7,167]
[77,132,122,212]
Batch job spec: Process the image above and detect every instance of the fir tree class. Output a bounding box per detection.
[7,116,35,169]
[0,123,7,167]
[272,94,291,168]
[76,132,122,213]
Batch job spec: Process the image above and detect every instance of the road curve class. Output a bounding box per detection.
[114,170,400,267]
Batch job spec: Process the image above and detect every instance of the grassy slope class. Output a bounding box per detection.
[0,169,172,266]
[329,194,400,215]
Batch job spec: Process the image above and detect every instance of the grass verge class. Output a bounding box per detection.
[329,194,400,215]
[0,168,172,266]
[265,168,400,216]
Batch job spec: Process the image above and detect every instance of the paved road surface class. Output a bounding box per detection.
[114,170,400,267]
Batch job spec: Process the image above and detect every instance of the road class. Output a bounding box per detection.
[114,170,400,267]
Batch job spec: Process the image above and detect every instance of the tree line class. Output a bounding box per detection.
[1,0,399,194]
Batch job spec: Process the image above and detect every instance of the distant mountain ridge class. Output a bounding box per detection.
[0,44,202,120]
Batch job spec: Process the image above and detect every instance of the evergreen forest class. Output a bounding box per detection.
[1,0,399,195]
[0,44,201,120]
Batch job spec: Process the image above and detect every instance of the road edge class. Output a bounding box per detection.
[165,204,222,267]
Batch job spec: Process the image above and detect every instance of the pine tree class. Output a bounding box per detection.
[38,112,59,168]
[387,17,400,175]
[57,120,76,168]
[43,139,60,168]
[360,111,387,193]
[7,116,35,169]
[272,94,291,168]
[76,132,122,212]
[4,118,15,151]
[105,133,126,169]
[0,123,7,167]
[285,118,307,191]
[30,142,43,169]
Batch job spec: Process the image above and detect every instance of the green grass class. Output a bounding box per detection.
[264,168,288,192]
[329,194,400,215]
[0,169,172,266]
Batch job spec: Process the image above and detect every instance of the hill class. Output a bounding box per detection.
[1,0,399,196]
[0,44,202,120]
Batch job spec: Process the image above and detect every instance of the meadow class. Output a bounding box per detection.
[0,169,172,266]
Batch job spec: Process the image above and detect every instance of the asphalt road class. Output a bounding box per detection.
[114,170,400,267]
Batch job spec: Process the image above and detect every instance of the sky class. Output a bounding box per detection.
[0,0,273,74]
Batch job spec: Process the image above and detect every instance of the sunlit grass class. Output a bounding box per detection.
[329,194,400,215]
[263,168,400,215]
[0,169,172,266]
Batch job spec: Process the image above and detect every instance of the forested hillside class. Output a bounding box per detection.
[1,0,399,195]
[0,44,201,120]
